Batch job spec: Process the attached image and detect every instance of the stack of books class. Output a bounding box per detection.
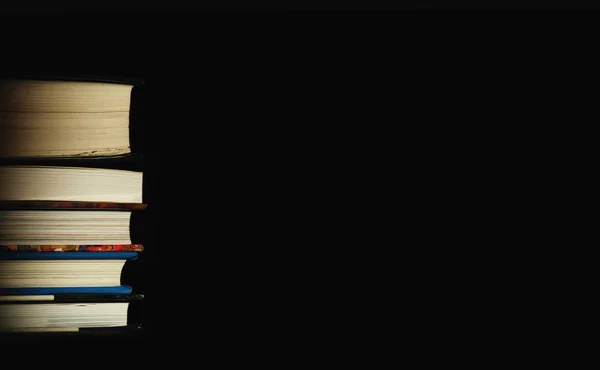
[0,75,145,333]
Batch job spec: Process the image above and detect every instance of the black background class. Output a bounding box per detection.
[106,22,285,341]
[293,2,600,10]
[0,6,593,359]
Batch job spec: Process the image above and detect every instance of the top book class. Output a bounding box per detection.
[0,76,143,158]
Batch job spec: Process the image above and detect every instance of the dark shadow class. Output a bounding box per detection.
[121,253,145,294]
[129,83,145,155]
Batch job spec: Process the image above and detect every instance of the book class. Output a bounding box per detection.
[0,210,140,245]
[0,294,144,333]
[0,77,143,158]
[0,302,131,332]
[0,252,137,295]
[0,165,143,203]
[0,293,144,334]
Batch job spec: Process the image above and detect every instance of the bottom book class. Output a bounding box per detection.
[0,294,143,332]
[0,325,143,333]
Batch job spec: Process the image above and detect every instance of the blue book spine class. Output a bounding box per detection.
[0,286,132,295]
[0,252,138,260]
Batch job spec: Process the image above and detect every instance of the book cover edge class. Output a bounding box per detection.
[0,245,144,252]
[0,201,147,211]
[0,74,145,86]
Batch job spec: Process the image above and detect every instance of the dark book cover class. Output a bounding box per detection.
[0,201,147,211]
[0,74,144,87]
[0,293,144,303]
[0,153,145,172]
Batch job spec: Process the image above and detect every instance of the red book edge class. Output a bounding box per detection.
[0,244,144,252]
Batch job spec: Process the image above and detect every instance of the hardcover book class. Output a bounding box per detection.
[0,165,143,203]
[0,293,144,334]
[0,301,137,332]
[0,210,143,245]
[0,252,138,295]
[0,76,144,158]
